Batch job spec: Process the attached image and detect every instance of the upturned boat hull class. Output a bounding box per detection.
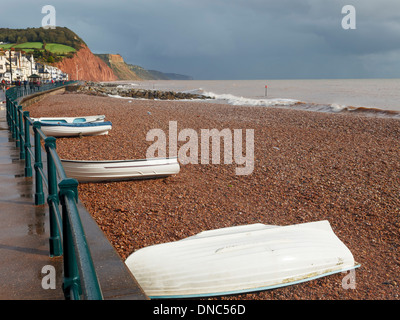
[61,157,180,182]
[39,121,112,137]
[125,220,359,299]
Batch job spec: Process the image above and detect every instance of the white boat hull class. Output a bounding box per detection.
[39,121,112,137]
[32,115,105,123]
[125,220,359,299]
[61,157,180,182]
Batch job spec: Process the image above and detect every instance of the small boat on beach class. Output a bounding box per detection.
[39,121,112,137]
[125,220,360,299]
[61,157,180,182]
[32,115,106,124]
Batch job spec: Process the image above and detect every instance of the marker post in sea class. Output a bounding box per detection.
[264,85,268,97]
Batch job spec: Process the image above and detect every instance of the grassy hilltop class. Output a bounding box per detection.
[0,42,76,54]
[0,27,83,63]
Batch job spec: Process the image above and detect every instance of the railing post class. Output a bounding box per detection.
[11,102,16,140]
[6,96,10,126]
[18,106,25,160]
[15,103,19,147]
[23,111,32,177]
[59,178,82,299]
[33,121,45,205]
[45,137,63,257]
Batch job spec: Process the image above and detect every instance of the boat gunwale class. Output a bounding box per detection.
[147,263,361,299]
[60,157,179,164]
[32,115,105,122]
[39,121,112,127]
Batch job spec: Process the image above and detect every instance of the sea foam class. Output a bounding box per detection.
[202,91,300,107]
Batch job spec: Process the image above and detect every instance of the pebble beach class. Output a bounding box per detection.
[25,90,400,300]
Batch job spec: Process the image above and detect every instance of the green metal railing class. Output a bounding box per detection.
[5,82,104,300]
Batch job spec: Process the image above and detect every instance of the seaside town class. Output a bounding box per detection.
[0,47,68,88]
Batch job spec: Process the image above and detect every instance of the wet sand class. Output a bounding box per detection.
[26,91,400,300]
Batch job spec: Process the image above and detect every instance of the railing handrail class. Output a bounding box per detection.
[5,82,104,300]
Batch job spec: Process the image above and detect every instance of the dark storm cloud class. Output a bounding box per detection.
[2,0,400,79]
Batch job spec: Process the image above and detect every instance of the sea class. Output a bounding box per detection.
[109,79,400,117]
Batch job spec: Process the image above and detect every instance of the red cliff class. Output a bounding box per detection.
[55,45,118,81]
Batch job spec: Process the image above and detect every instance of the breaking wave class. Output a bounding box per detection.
[197,90,400,119]
[282,102,400,118]
[200,90,301,107]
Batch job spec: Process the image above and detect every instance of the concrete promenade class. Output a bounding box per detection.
[0,91,147,300]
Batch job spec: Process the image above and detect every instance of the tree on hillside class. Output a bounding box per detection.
[7,34,16,43]
[26,29,39,42]
[17,36,28,44]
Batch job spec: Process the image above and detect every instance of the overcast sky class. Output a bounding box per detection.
[2,0,400,80]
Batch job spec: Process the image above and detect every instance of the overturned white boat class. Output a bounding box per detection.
[61,157,180,182]
[32,115,105,124]
[39,121,112,137]
[125,220,360,299]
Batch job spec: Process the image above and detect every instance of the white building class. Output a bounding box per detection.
[0,49,67,82]
[0,54,7,78]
